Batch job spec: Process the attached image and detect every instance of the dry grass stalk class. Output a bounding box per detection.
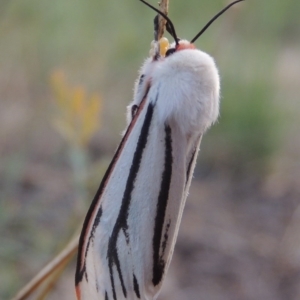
[12,237,78,300]
[156,0,169,41]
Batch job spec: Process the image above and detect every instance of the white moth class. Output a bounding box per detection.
[75,1,244,299]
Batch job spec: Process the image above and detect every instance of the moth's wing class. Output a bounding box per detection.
[75,86,202,300]
[75,92,164,300]
[75,92,149,299]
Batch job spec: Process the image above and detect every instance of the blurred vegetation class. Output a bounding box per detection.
[0,0,300,299]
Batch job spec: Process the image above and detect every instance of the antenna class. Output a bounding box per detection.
[139,0,179,45]
[190,0,244,43]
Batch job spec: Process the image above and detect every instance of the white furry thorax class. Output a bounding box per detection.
[129,40,220,136]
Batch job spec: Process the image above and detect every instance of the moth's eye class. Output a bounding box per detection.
[165,48,176,57]
[131,104,139,119]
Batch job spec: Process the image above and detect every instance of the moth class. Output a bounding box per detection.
[75,1,244,299]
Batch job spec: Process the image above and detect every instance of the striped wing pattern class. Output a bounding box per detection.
[75,88,201,300]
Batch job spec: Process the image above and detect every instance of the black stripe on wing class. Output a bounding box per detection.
[133,273,141,299]
[107,102,155,300]
[75,88,150,287]
[186,149,197,185]
[76,129,130,284]
[75,125,129,285]
[185,135,202,186]
[152,124,173,286]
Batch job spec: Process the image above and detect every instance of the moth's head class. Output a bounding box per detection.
[163,39,196,57]
[149,37,196,57]
[141,0,244,57]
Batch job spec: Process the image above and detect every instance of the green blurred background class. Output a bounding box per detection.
[1,0,300,299]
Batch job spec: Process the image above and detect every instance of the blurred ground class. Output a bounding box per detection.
[1,0,300,299]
